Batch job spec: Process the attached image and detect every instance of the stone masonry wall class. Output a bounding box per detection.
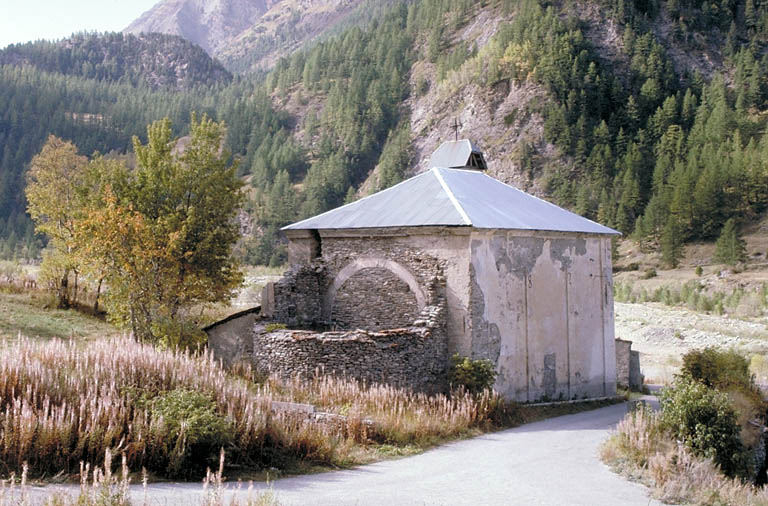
[321,234,445,322]
[269,264,325,326]
[331,267,420,330]
[253,302,448,392]
[615,339,631,388]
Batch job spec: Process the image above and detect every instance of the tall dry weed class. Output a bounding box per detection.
[0,337,510,479]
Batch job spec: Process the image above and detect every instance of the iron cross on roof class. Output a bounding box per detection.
[451,118,463,141]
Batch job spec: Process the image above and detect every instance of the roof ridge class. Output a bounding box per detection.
[432,168,471,225]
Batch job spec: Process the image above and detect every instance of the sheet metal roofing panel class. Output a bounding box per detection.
[283,170,466,230]
[283,167,620,235]
[437,168,620,235]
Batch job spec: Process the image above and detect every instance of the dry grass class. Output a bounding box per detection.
[0,336,519,480]
[602,405,768,505]
[0,450,281,506]
[266,374,511,448]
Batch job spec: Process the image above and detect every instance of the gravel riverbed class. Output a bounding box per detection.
[614,302,768,383]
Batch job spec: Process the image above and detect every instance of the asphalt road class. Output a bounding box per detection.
[23,401,660,506]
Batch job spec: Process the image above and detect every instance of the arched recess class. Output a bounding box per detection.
[324,257,427,319]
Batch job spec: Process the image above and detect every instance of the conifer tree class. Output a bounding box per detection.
[713,218,747,266]
[661,216,684,268]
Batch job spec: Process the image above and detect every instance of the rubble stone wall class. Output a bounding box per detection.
[268,264,325,326]
[252,303,448,392]
[320,234,445,324]
[331,267,420,330]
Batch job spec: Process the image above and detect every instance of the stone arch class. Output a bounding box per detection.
[324,257,427,322]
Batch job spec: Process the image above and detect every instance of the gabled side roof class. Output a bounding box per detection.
[429,139,487,169]
[283,167,619,235]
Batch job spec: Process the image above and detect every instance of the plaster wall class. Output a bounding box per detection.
[205,308,260,368]
[469,231,616,402]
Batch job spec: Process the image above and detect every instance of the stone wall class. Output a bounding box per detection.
[262,264,325,327]
[331,267,420,330]
[320,234,445,323]
[321,234,445,294]
[252,303,448,392]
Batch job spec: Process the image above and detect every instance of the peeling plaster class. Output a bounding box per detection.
[469,263,502,364]
[543,353,557,399]
[548,238,587,272]
[506,237,545,279]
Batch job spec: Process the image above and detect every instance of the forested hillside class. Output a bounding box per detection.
[0,32,232,90]
[2,0,768,265]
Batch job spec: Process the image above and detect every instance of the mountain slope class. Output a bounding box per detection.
[123,0,397,72]
[125,0,272,55]
[0,32,232,90]
[4,0,768,266]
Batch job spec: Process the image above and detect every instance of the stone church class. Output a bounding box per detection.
[208,140,622,402]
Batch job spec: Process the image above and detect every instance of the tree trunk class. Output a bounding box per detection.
[93,277,103,313]
[72,270,79,307]
[58,272,70,309]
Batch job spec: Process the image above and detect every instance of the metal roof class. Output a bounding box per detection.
[428,139,486,169]
[283,167,619,235]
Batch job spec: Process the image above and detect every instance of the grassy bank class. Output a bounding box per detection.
[0,451,281,505]
[602,406,768,505]
[0,292,118,341]
[0,334,616,483]
[603,347,768,505]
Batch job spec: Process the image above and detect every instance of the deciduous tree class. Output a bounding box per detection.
[25,135,88,308]
[78,115,244,346]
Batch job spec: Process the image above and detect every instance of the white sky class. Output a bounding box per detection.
[0,0,161,48]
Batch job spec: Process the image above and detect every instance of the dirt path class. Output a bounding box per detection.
[24,403,658,506]
[615,302,768,383]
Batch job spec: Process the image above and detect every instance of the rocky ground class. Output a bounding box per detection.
[614,301,768,384]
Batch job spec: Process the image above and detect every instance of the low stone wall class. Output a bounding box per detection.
[252,304,448,392]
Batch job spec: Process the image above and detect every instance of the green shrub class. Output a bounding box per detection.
[681,347,753,392]
[149,389,233,478]
[695,265,703,276]
[151,315,208,350]
[643,268,657,279]
[660,377,748,478]
[265,322,287,332]
[449,354,497,394]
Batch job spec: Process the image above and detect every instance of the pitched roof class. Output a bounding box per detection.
[284,167,619,235]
